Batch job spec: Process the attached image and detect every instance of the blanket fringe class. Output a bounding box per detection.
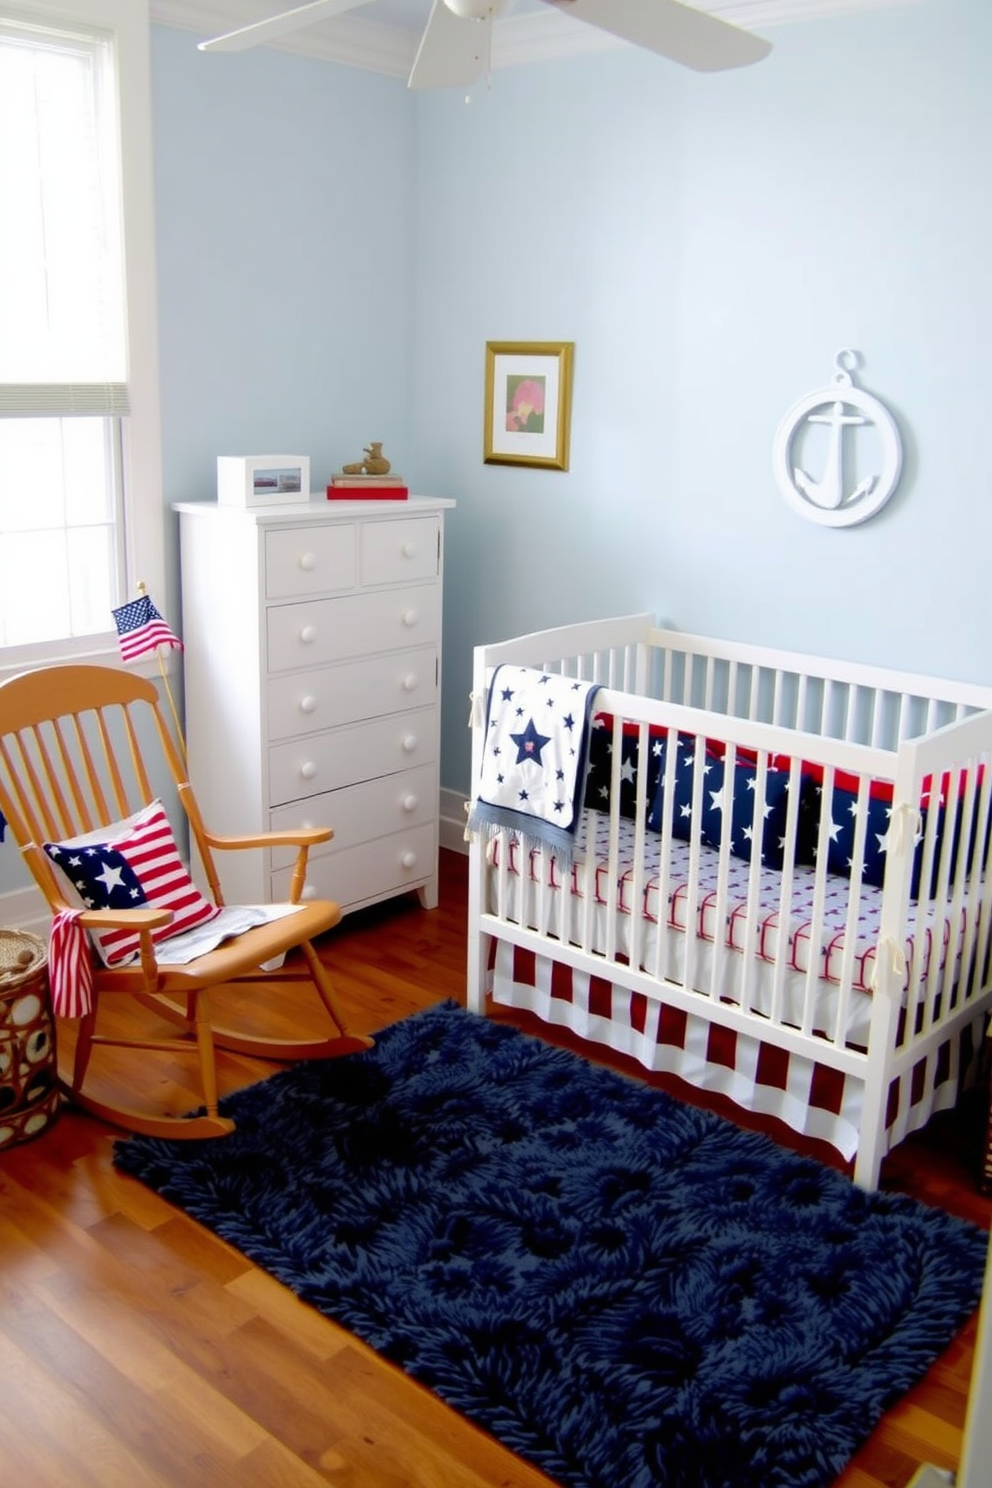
[466,808,578,874]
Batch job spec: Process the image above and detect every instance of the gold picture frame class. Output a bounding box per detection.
[484,341,574,471]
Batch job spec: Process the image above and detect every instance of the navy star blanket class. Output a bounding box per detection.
[469,666,601,865]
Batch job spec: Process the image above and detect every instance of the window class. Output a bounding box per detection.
[0,0,163,677]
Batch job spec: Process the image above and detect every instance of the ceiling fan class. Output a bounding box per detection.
[198,0,772,92]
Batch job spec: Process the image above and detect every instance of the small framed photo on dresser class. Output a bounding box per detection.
[217,455,311,507]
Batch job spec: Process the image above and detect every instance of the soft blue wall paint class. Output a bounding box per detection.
[413,0,991,796]
[151,26,417,508]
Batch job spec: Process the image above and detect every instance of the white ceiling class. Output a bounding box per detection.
[152,0,927,82]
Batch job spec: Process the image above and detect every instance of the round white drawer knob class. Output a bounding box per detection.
[299,695,317,714]
[401,851,417,870]
[402,541,417,559]
[402,673,418,692]
[300,761,317,780]
[299,552,317,571]
[402,608,418,627]
[299,624,317,644]
[402,794,418,813]
[301,882,317,900]
[401,734,418,754]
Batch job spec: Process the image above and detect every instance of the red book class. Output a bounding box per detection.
[327,483,408,501]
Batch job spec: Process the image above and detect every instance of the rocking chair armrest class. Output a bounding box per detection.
[203,827,334,852]
[75,906,174,933]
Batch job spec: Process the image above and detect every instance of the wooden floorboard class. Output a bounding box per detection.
[1,847,989,1487]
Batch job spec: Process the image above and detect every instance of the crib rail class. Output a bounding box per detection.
[649,626,992,749]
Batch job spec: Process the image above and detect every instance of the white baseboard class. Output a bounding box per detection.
[440,787,469,856]
[907,1469,954,1487]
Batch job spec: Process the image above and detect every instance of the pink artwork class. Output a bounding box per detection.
[505,376,546,434]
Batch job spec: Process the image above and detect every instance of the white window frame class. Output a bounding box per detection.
[0,0,165,682]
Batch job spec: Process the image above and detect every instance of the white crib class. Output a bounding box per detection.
[467,615,992,1189]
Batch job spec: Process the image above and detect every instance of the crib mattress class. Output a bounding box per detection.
[490,808,975,1049]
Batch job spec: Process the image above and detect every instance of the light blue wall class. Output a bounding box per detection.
[2,0,986,896]
[413,0,992,793]
[151,26,417,507]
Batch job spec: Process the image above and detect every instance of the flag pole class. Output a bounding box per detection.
[136,582,188,769]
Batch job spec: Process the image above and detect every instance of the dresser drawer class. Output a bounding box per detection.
[268,764,436,869]
[265,524,357,599]
[266,647,436,740]
[272,824,436,911]
[268,708,438,806]
[360,517,439,586]
[266,583,441,673]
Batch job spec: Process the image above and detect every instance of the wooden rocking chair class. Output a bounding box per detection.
[0,663,373,1139]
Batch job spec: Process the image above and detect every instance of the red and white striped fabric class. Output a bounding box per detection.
[495,810,969,998]
[43,800,219,967]
[489,940,985,1164]
[485,806,988,1164]
[48,909,95,1018]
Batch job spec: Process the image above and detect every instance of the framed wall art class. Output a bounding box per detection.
[483,341,574,471]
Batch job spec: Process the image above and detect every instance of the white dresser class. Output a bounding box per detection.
[174,496,455,915]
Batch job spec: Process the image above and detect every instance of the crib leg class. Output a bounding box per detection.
[853,1127,885,1191]
[466,848,488,1016]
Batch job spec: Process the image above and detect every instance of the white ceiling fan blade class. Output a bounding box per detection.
[408,0,491,92]
[544,0,771,73]
[198,0,374,54]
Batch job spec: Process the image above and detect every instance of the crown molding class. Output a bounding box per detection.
[152,0,929,81]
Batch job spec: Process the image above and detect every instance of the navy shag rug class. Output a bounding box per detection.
[113,1001,988,1488]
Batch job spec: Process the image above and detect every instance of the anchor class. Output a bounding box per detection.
[794,399,876,510]
[773,347,900,526]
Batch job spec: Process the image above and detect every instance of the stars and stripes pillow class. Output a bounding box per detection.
[583,713,667,821]
[648,734,793,869]
[798,765,990,898]
[44,800,219,966]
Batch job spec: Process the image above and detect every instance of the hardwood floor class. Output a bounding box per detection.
[1,847,989,1488]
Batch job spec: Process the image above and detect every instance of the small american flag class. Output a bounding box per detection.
[111,593,183,664]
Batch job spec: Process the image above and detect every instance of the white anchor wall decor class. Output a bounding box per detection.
[772,350,903,527]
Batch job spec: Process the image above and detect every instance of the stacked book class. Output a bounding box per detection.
[327,473,408,501]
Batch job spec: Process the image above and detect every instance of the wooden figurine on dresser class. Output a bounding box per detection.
[327,443,409,500]
[173,491,455,915]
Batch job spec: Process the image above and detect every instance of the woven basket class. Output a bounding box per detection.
[0,928,60,1148]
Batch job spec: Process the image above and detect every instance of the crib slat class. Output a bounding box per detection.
[734,747,766,1018]
[680,732,706,998]
[768,757,805,1031]
[600,715,624,965]
[802,764,848,1039]
[703,656,716,713]
[830,776,873,1050]
[650,728,679,989]
[963,764,992,1005]
[626,720,651,977]
[707,742,736,1007]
